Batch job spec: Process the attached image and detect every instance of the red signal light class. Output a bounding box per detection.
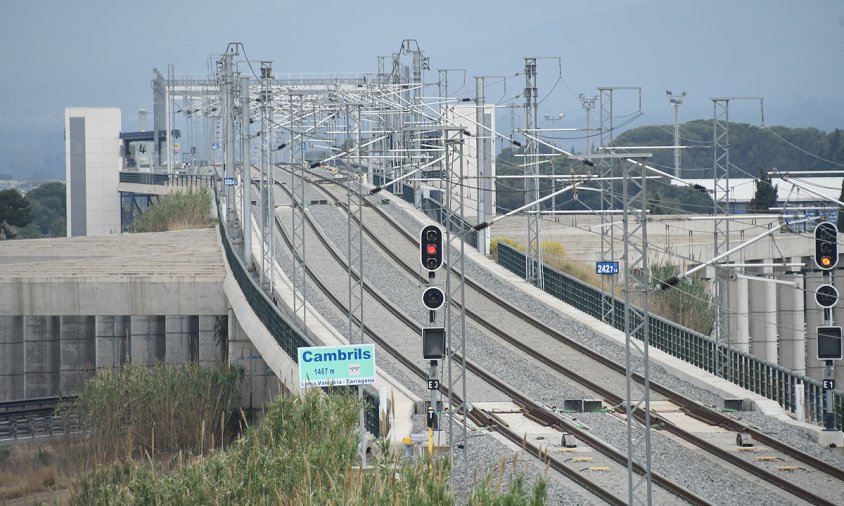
[427,244,438,255]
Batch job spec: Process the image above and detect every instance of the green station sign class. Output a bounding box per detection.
[297,344,377,388]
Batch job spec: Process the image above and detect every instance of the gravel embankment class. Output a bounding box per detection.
[269,173,844,503]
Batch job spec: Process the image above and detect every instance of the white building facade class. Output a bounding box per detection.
[65,107,122,236]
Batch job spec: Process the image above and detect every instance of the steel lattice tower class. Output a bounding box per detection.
[222,49,237,223]
[523,58,543,289]
[710,96,763,379]
[622,157,653,505]
[476,76,491,256]
[712,98,732,379]
[240,76,252,268]
[598,88,616,326]
[291,94,308,329]
[259,62,275,295]
[346,104,365,344]
[445,129,469,486]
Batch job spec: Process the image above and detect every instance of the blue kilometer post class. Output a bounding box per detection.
[596,261,619,275]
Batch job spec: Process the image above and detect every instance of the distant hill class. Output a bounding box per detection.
[614,120,844,178]
[0,129,65,181]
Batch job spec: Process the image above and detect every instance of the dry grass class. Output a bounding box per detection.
[495,238,713,334]
[0,364,243,505]
[0,444,73,503]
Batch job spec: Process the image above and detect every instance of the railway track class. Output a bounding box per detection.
[263,164,844,505]
[0,396,78,443]
[258,170,711,504]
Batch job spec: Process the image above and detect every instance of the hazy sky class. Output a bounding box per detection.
[2,0,843,144]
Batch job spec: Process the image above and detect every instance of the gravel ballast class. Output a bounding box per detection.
[265,171,844,503]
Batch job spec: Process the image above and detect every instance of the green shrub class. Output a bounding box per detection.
[490,237,523,261]
[132,189,214,233]
[650,263,715,335]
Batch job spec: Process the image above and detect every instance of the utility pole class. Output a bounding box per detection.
[164,65,174,174]
[622,155,654,505]
[711,96,764,380]
[544,113,564,220]
[597,87,642,328]
[666,91,686,178]
[345,104,367,468]
[259,62,275,295]
[476,76,493,256]
[240,75,252,268]
[445,128,469,485]
[222,46,238,223]
[291,93,308,329]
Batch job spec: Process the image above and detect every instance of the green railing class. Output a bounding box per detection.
[498,242,844,430]
[120,171,214,188]
[401,184,415,205]
[218,210,380,437]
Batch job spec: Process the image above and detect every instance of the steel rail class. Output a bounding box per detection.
[266,170,708,505]
[287,165,844,505]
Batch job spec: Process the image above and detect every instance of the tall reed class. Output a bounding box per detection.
[72,388,546,505]
[61,363,243,466]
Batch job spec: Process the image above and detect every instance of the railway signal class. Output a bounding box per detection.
[422,286,445,311]
[814,222,839,270]
[816,284,839,309]
[420,225,443,272]
[422,328,446,360]
[817,326,843,361]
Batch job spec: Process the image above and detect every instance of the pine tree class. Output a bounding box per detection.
[747,167,778,213]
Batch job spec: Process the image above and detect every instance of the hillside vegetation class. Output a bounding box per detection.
[614,120,844,178]
[495,122,844,215]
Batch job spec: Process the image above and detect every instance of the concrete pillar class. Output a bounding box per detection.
[130,315,165,365]
[748,262,766,358]
[228,312,273,416]
[778,261,806,375]
[762,265,779,363]
[0,316,24,400]
[24,316,60,397]
[95,315,130,370]
[165,315,196,363]
[198,315,223,366]
[733,275,750,353]
[59,315,96,393]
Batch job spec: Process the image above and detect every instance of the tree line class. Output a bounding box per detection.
[495,121,844,215]
[614,120,844,178]
[0,181,66,239]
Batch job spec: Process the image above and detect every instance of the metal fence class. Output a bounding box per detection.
[218,216,380,437]
[420,197,478,249]
[497,242,843,430]
[120,171,214,188]
[401,184,415,205]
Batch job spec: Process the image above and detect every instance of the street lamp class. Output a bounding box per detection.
[579,94,597,155]
[544,112,565,139]
[666,90,687,178]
